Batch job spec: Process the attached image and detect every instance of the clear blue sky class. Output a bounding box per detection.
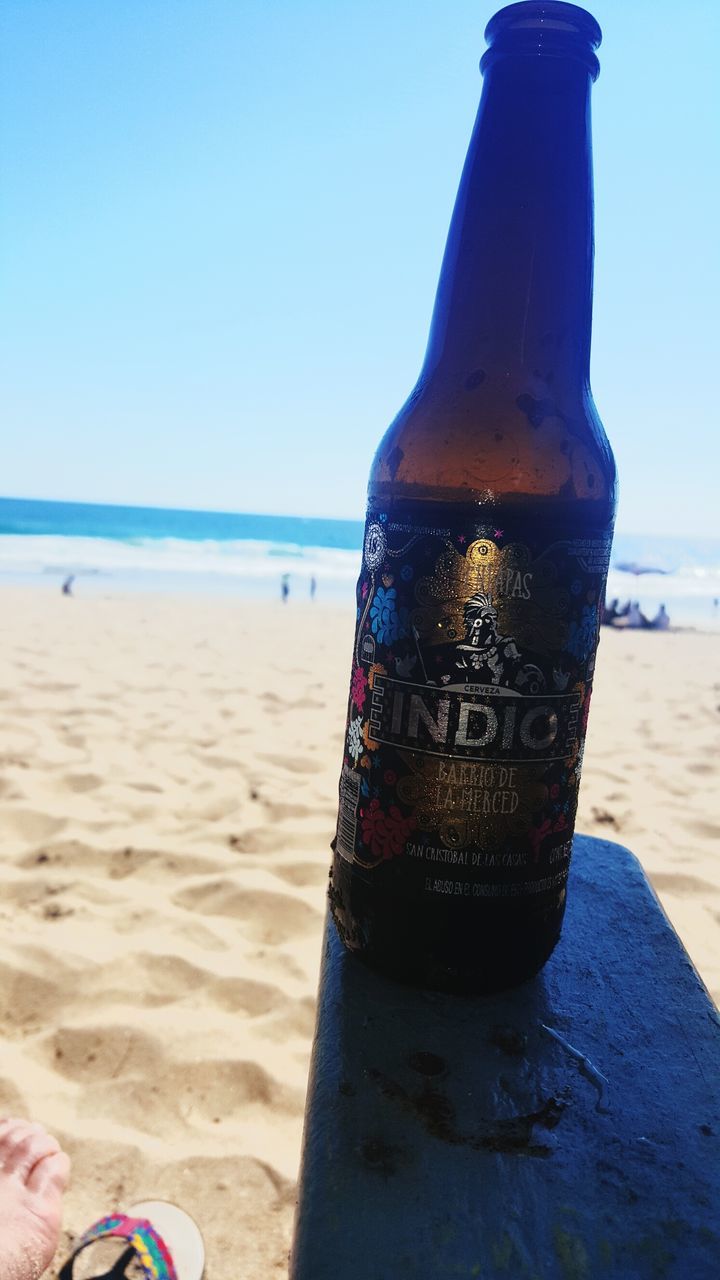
[1,0,718,535]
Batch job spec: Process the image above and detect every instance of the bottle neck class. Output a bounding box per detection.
[421,55,595,398]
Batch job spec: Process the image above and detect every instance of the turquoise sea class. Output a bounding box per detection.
[1,496,718,628]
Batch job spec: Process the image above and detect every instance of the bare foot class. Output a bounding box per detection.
[0,1118,70,1280]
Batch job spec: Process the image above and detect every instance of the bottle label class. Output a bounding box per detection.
[335,509,613,904]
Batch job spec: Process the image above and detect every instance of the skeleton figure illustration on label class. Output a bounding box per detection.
[334,509,612,902]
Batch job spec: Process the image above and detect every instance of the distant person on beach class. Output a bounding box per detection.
[281,573,290,604]
[0,1117,70,1280]
[651,603,670,630]
[626,601,648,629]
[61,575,74,596]
[310,575,317,601]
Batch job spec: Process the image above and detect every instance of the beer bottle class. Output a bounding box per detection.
[330,1,617,992]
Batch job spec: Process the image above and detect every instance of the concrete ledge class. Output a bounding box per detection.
[290,836,720,1279]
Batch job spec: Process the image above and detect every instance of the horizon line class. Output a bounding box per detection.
[0,493,716,544]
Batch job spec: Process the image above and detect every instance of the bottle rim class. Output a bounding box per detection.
[481,2,602,81]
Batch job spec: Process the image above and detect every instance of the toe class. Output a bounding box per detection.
[0,1118,35,1160]
[0,1122,60,1181]
[27,1149,71,1198]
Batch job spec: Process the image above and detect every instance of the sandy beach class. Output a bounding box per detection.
[0,584,717,1276]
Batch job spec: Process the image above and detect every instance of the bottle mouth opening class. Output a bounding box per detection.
[481,2,602,81]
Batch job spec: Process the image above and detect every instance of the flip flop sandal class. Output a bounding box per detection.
[59,1199,204,1280]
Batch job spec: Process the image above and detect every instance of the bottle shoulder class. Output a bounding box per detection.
[368,375,617,517]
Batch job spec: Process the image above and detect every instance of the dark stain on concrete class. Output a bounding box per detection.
[359,1137,403,1177]
[489,1024,528,1056]
[368,1066,564,1158]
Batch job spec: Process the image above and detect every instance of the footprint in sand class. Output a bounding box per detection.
[95,953,214,1007]
[29,681,78,694]
[0,957,68,1028]
[63,1056,304,1140]
[92,954,313,1026]
[169,918,229,952]
[259,754,321,776]
[2,809,67,844]
[0,754,30,770]
[227,828,327,855]
[17,840,108,873]
[173,880,323,945]
[213,975,289,1015]
[95,1059,304,1135]
[195,753,242,771]
[164,1058,304,1116]
[105,846,229,882]
[249,994,316,1042]
[689,819,720,841]
[152,1150,295,1210]
[211,975,311,1024]
[262,801,314,822]
[84,1079,185,1135]
[195,798,243,823]
[64,773,103,793]
[2,879,78,921]
[274,861,329,888]
[39,1023,163,1082]
[16,841,227,883]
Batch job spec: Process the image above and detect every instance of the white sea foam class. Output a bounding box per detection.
[0,534,361,582]
[606,565,720,602]
[1,532,718,625]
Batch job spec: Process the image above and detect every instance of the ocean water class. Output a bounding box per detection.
[1,496,718,628]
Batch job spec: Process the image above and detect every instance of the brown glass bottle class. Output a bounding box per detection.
[330,2,617,993]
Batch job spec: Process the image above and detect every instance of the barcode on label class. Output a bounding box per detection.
[336,765,361,863]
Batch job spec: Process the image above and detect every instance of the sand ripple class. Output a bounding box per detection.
[0,591,716,1276]
[0,592,353,1277]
